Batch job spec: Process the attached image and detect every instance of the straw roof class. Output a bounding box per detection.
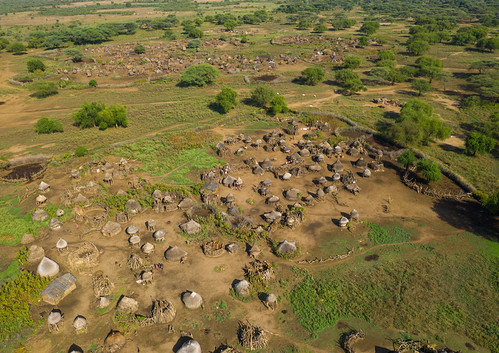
[37,257,60,277]
[32,209,49,222]
[49,218,62,230]
[164,246,187,262]
[180,220,201,235]
[101,221,122,237]
[38,181,50,191]
[117,296,139,314]
[282,172,292,180]
[28,245,45,263]
[362,168,372,177]
[178,339,202,353]
[339,217,349,227]
[178,198,195,210]
[104,331,126,353]
[141,242,154,254]
[182,291,203,309]
[36,195,47,203]
[350,209,359,221]
[128,235,141,245]
[153,229,166,240]
[125,199,142,213]
[332,159,345,172]
[56,238,68,249]
[126,225,139,235]
[284,188,301,201]
[47,310,62,325]
[73,315,87,331]
[276,240,297,254]
[233,280,251,297]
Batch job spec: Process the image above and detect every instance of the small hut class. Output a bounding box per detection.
[101,221,121,237]
[177,339,202,353]
[38,257,60,277]
[56,238,68,253]
[164,246,187,262]
[125,199,142,215]
[282,172,292,181]
[126,225,139,236]
[276,240,298,256]
[233,279,251,298]
[180,220,201,235]
[182,291,204,310]
[117,296,139,314]
[141,242,154,255]
[178,198,195,210]
[354,158,367,169]
[36,195,47,207]
[70,169,80,179]
[332,159,344,173]
[103,172,113,185]
[362,168,371,177]
[266,195,280,205]
[339,216,349,228]
[350,209,359,222]
[284,188,301,201]
[32,209,49,222]
[48,310,63,333]
[153,229,166,242]
[146,219,156,232]
[49,218,62,230]
[263,293,277,310]
[104,331,126,353]
[38,181,50,193]
[73,315,87,333]
[140,270,153,285]
[128,234,141,247]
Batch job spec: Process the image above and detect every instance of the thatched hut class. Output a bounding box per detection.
[263,293,277,310]
[153,229,166,242]
[362,168,371,177]
[282,172,292,181]
[266,195,280,205]
[180,220,201,235]
[56,208,64,217]
[178,198,195,210]
[127,254,143,270]
[125,199,142,215]
[38,257,60,277]
[313,153,325,162]
[140,270,153,285]
[49,218,62,230]
[299,148,310,157]
[333,172,341,181]
[38,181,50,193]
[354,157,367,169]
[128,234,141,247]
[350,209,359,222]
[284,188,301,201]
[103,172,113,185]
[101,221,121,237]
[48,310,63,333]
[126,225,139,235]
[339,216,349,228]
[260,158,273,170]
[332,159,345,173]
[253,166,265,175]
[70,169,80,179]
[117,296,139,314]
[104,331,126,353]
[164,246,187,262]
[32,208,49,221]
[182,291,203,309]
[141,242,154,255]
[36,194,47,207]
[72,315,87,333]
[307,163,322,172]
[233,279,251,297]
[276,240,297,255]
[177,339,202,353]
[56,238,68,253]
[96,296,111,309]
[146,219,156,232]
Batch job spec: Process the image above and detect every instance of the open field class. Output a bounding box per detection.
[0,1,497,352]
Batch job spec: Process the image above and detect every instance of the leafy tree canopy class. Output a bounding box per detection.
[179,64,219,87]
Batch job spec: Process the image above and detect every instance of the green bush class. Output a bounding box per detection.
[134,44,145,54]
[269,95,289,115]
[300,67,325,85]
[34,117,63,134]
[186,39,201,49]
[417,158,442,182]
[215,87,238,113]
[73,102,128,129]
[397,150,415,169]
[74,146,88,157]
[465,132,496,156]
[251,85,276,107]
[360,20,380,35]
[29,81,58,98]
[179,64,219,87]
[6,42,26,54]
[64,48,83,62]
[343,55,361,69]
[27,59,45,73]
[89,79,98,87]
[411,79,433,96]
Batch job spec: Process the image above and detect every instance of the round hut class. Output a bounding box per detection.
[182,291,203,309]
[276,240,298,255]
[233,279,251,298]
[180,220,201,235]
[153,229,166,242]
[362,168,371,177]
[36,194,47,207]
[48,310,63,332]
[37,257,60,277]
[49,218,62,230]
[56,238,68,253]
[177,339,202,353]
[146,219,156,231]
[128,234,141,247]
[141,242,154,255]
[164,246,187,262]
[263,293,277,310]
[126,225,139,235]
[332,159,344,173]
[72,315,87,333]
[339,216,349,228]
[350,209,359,222]
[38,181,50,193]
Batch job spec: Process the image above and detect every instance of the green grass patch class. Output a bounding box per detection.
[365,222,414,245]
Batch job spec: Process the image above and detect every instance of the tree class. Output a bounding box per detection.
[465,132,496,156]
[34,118,63,134]
[358,36,369,47]
[467,71,499,101]
[397,150,415,169]
[300,67,324,85]
[407,40,430,56]
[416,56,443,83]
[251,85,276,108]
[360,21,379,35]
[215,87,238,113]
[335,69,366,94]
[411,79,433,96]
[187,39,201,49]
[6,42,26,54]
[297,18,313,30]
[73,102,127,129]
[378,50,395,61]
[179,64,219,87]
[64,48,83,62]
[376,59,397,69]
[314,23,328,33]
[29,82,58,98]
[0,37,10,51]
[73,102,106,128]
[476,37,499,52]
[343,56,361,69]
[469,60,499,74]
[224,19,237,31]
[134,45,145,54]
[417,158,441,182]
[269,95,289,115]
[194,17,203,27]
[27,59,45,73]
[387,69,408,84]
[89,79,98,87]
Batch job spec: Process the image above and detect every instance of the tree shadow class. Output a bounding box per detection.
[241,97,259,107]
[208,102,225,114]
[375,346,392,353]
[323,80,337,86]
[439,143,464,154]
[431,198,499,239]
[395,89,418,96]
[383,111,399,120]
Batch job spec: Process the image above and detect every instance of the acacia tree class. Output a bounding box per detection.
[215,87,238,113]
[417,158,442,183]
[300,67,325,85]
[397,150,415,170]
[465,132,496,155]
[416,56,443,83]
[411,79,433,96]
[251,85,275,107]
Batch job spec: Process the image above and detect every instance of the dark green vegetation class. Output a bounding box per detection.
[215,87,238,113]
[299,67,325,86]
[179,64,219,87]
[26,59,45,73]
[72,102,128,130]
[34,117,63,134]
[465,132,496,156]
[417,158,443,182]
[29,81,58,98]
[288,233,499,352]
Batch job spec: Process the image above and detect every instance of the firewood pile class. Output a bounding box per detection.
[238,321,268,350]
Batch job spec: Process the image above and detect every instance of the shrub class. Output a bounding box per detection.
[134,44,145,54]
[269,95,289,115]
[378,50,395,61]
[335,69,366,94]
[179,64,219,87]
[358,36,369,46]
[89,79,98,87]
[73,102,128,129]
[6,42,26,54]
[74,146,88,157]
[300,67,324,85]
[465,132,496,156]
[251,85,275,107]
[186,39,201,49]
[343,55,361,69]
[34,118,63,134]
[360,21,380,35]
[64,48,83,62]
[240,35,248,43]
[411,79,433,96]
[417,158,442,182]
[314,23,328,33]
[26,59,45,73]
[215,87,238,113]
[407,40,430,55]
[29,81,58,98]
[397,150,415,169]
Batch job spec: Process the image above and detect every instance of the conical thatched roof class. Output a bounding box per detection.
[350,209,359,221]
[152,189,163,199]
[153,229,166,240]
[28,245,45,263]
[276,240,297,254]
[37,257,59,277]
[182,291,203,309]
[38,181,50,191]
[104,331,126,353]
[284,188,301,201]
[362,168,371,177]
[178,339,202,353]
[233,279,251,297]
[282,172,291,180]
[266,293,277,303]
[73,193,87,204]
[126,225,139,235]
[141,242,154,254]
[178,198,195,210]
[164,246,187,262]
[56,238,67,249]
[252,166,265,175]
[73,315,87,330]
[49,218,62,230]
[180,220,201,235]
[128,235,140,245]
[125,199,142,213]
[117,296,139,314]
[47,310,62,324]
[299,148,310,157]
[339,216,349,227]
[36,195,47,203]
[332,159,344,172]
[32,209,49,222]
[333,173,341,181]
[260,158,272,170]
[222,175,236,186]
[101,221,121,237]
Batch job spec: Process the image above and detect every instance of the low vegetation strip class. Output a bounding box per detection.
[365,222,413,245]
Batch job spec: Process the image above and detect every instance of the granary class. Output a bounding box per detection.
[103,172,113,185]
[362,168,372,177]
[141,242,154,254]
[233,279,251,297]
[38,181,50,193]
[72,315,87,333]
[56,238,68,253]
[332,159,345,173]
[153,229,166,242]
[263,293,277,310]
[47,309,63,333]
[37,257,60,277]
[177,339,202,353]
[49,218,62,230]
[126,225,139,235]
[178,197,195,210]
[350,209,360,221]
[180,219,201,235]
[182,291,203,309]
[36,194,47,207]
[32,208,49,222]
[128,234,141,247]
[146,219,156,231]
[276,240,298,255]
[164,245,187,262]
[125,199,142,215]
[40,273,77,305]
[339,216,349,228]
[101,221,121,237]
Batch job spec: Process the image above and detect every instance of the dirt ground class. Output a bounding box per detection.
[5,122,493,353]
